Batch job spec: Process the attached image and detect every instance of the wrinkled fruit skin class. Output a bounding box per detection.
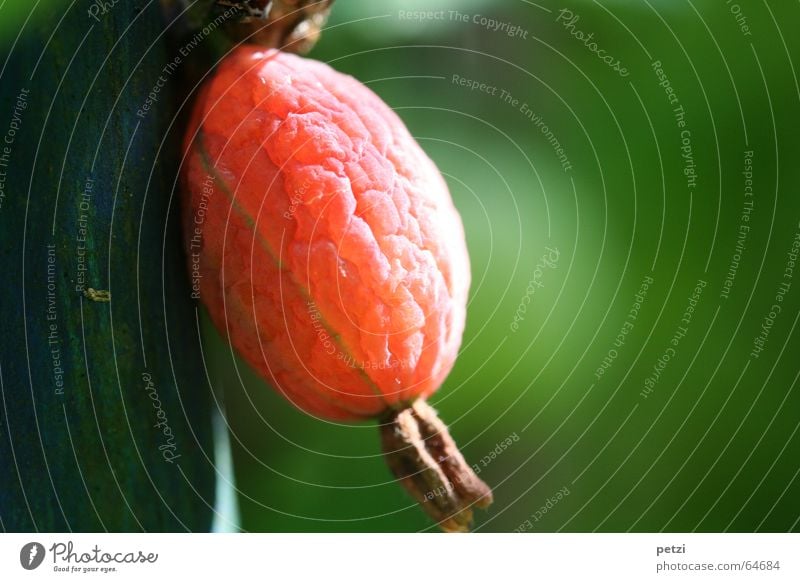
[183,46,470,421]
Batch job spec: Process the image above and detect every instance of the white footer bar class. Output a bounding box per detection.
[1,533,797,580]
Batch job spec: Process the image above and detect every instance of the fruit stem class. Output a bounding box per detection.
[214,0,335,53]
[379,400,493,532]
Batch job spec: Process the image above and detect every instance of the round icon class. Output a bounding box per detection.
[19,542,45,570]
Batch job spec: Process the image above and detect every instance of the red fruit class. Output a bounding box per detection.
[182,46,490,530]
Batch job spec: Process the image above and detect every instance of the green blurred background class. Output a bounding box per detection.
[207,0,800,532]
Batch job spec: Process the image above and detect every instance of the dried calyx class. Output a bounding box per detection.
[380,400,493,533]
[214,0,334,53]
[161,0,334,53]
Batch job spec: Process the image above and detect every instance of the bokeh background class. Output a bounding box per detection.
[2,0,799,533]
[209,0,800,532]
